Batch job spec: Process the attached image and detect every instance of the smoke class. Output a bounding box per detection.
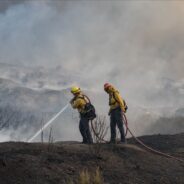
[0,1,184,141]
[0,0,26,13]
[0,1,183,99]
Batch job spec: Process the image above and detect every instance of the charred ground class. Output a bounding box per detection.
[0,133,183,184]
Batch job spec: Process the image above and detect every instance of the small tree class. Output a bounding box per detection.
[89,116,109,159]
[90,116,108,144]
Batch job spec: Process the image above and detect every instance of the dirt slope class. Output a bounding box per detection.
[0,134,183,184]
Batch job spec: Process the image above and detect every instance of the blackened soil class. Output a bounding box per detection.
[0,134,183,184]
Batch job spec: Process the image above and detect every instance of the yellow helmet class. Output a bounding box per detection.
[71,86,81,94]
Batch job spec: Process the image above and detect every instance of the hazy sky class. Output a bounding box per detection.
[0,0,184,106]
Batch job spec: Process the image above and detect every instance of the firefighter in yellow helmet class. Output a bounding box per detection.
[104,83,128,144]
[70,86,96,144]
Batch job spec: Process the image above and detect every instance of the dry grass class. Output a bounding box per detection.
[47,127,56,152]
[92,167,104,184]
[66,167,104,184]
[78,170,90,184]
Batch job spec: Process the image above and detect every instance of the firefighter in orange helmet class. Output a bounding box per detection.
[104,83,127,144]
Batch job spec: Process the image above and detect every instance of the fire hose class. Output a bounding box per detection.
[28,103,184,163]
[91,113,184,163]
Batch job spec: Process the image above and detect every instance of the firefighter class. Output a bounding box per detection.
[70,86,94,144]
[104,83,127,144]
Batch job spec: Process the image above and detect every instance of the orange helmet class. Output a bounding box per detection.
[104,83,111,90]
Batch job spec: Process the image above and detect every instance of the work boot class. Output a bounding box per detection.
[108,140,116,144]
[119,140,127,145]
[81,140,87,144]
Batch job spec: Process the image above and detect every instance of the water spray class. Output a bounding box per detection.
[28,104,69,142]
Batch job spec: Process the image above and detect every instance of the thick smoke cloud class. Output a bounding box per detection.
[0,1,183,104]
[0,0,25,13]
[0,1,184,141]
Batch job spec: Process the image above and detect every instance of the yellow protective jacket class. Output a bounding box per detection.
[70,93,89,113]
[108,86,126,113]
